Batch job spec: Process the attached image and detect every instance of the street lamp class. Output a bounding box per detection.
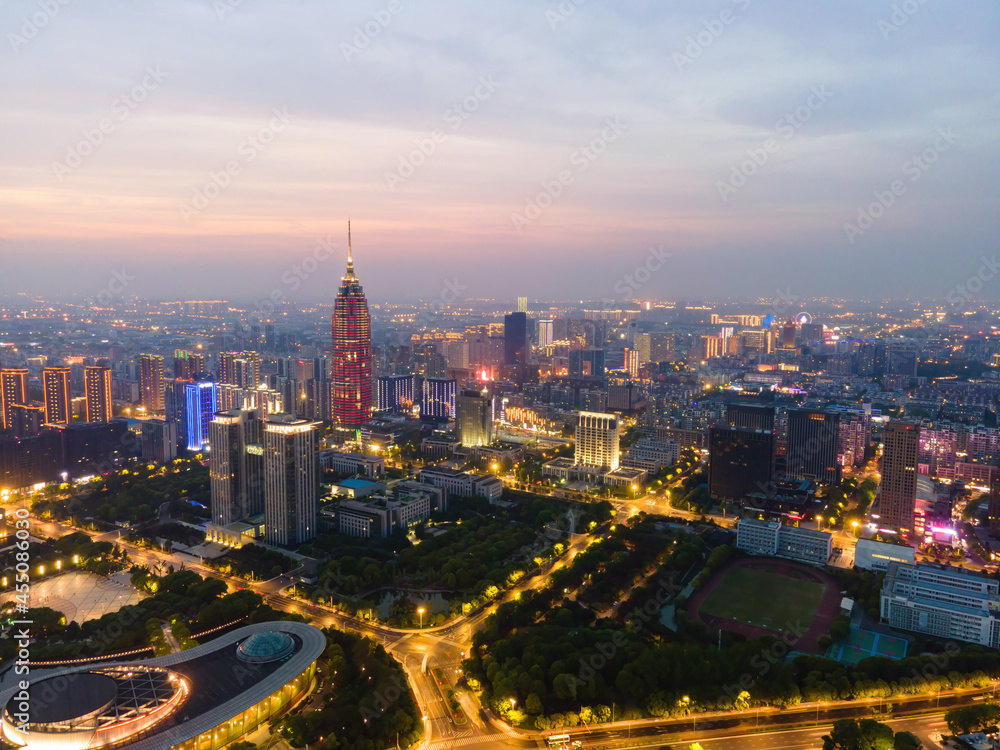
[852,521,859,537]
[418,607,425,629]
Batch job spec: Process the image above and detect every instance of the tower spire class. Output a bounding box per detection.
[346,220,354,276]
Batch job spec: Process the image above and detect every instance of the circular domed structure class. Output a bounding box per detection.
[2,666,186,750]
[237,631,295,664]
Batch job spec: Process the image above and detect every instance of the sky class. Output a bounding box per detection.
[1,0,998,306]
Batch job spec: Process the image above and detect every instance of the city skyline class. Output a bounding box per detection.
[2,0,998,303]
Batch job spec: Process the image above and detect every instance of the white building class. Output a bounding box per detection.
[854,537,915,572]
[575,411,620,470]
[319,450,385,478]
[622,438,681,473]
[881,562,1000,647]
[418,466,503,502]
[736,518,832,567]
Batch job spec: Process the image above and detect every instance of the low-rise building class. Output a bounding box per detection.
[735,517,832,566]
[418,466,503,502]
[331,477,386,499]
[319,450,384,478]
[880,562,1000,647]
[854,537,916,572]
[324,482,447,538]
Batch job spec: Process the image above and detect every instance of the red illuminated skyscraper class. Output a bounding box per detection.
[330,223,372,427]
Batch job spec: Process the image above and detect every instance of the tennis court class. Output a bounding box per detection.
[830,627,908,665]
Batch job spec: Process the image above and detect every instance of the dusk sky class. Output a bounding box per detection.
[2,0,998,305]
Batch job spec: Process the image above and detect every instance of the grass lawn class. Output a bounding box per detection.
[698,566,824,632]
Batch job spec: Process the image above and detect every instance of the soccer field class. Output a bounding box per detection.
[698,565,825,632]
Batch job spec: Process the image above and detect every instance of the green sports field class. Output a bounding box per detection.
[698,565,825,632]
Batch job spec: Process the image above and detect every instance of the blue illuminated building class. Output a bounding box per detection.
[184,381,217,451]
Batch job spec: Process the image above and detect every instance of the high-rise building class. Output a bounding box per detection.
[0,369,29,432]
[422,377,456,422]
[139,354,165,413]
[457,389,493,447]
[708,426,775,501]
[174,350,207,379]
[568,349,605,378]
[786,409,841,484]
[263,415,317,546]
[517,296,528,313]
[504,312,528,366]
[800,323,824,346]
[376,374,415,414]
[142,419,178,465]
[781,320,797,349]
[210,409,264,526]
[183,381,218,452]
[575,411,620,470]
[880,421,919,532]
[330,224,373,427]
[220,351,261,388]
[84,366,113,423]
[42,367,71,425]
[726,402,775,432]
[701,335,722,359]
[742,329,772,355]
[538,320,554,349]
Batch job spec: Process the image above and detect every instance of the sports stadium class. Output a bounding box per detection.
[0,620,324,750]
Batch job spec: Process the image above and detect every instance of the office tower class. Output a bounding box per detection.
[183,381,218,452]
[377,374,415,414]
[623,349,639,378]
[726,402,776,432]
[885,343,919,377]
[742,329,772,355]
[538,320,554,349]
[786,409,841,484]
[800,323,824,346]
[708,426,775,501]
[517,296,528,313]
[139,354,165,412]
[42,367,71,425]
[294,359,314,383]
[457,389,493,447]
[330,224,373,427]
[446,340,469,370]
[781,320,797,349]
[633,333,651,365]
[84,366,113,423]
[0,368,29,432]
[649,332,675,363]
[881,421,919,532]
[568,348,605,378]
[504,312,528,366]
[422,377,456,422]
[142,419,178,465]
[210,409,264,526]
[263,415,317,546]
[575,411,620,470]
[220,351,261,388]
